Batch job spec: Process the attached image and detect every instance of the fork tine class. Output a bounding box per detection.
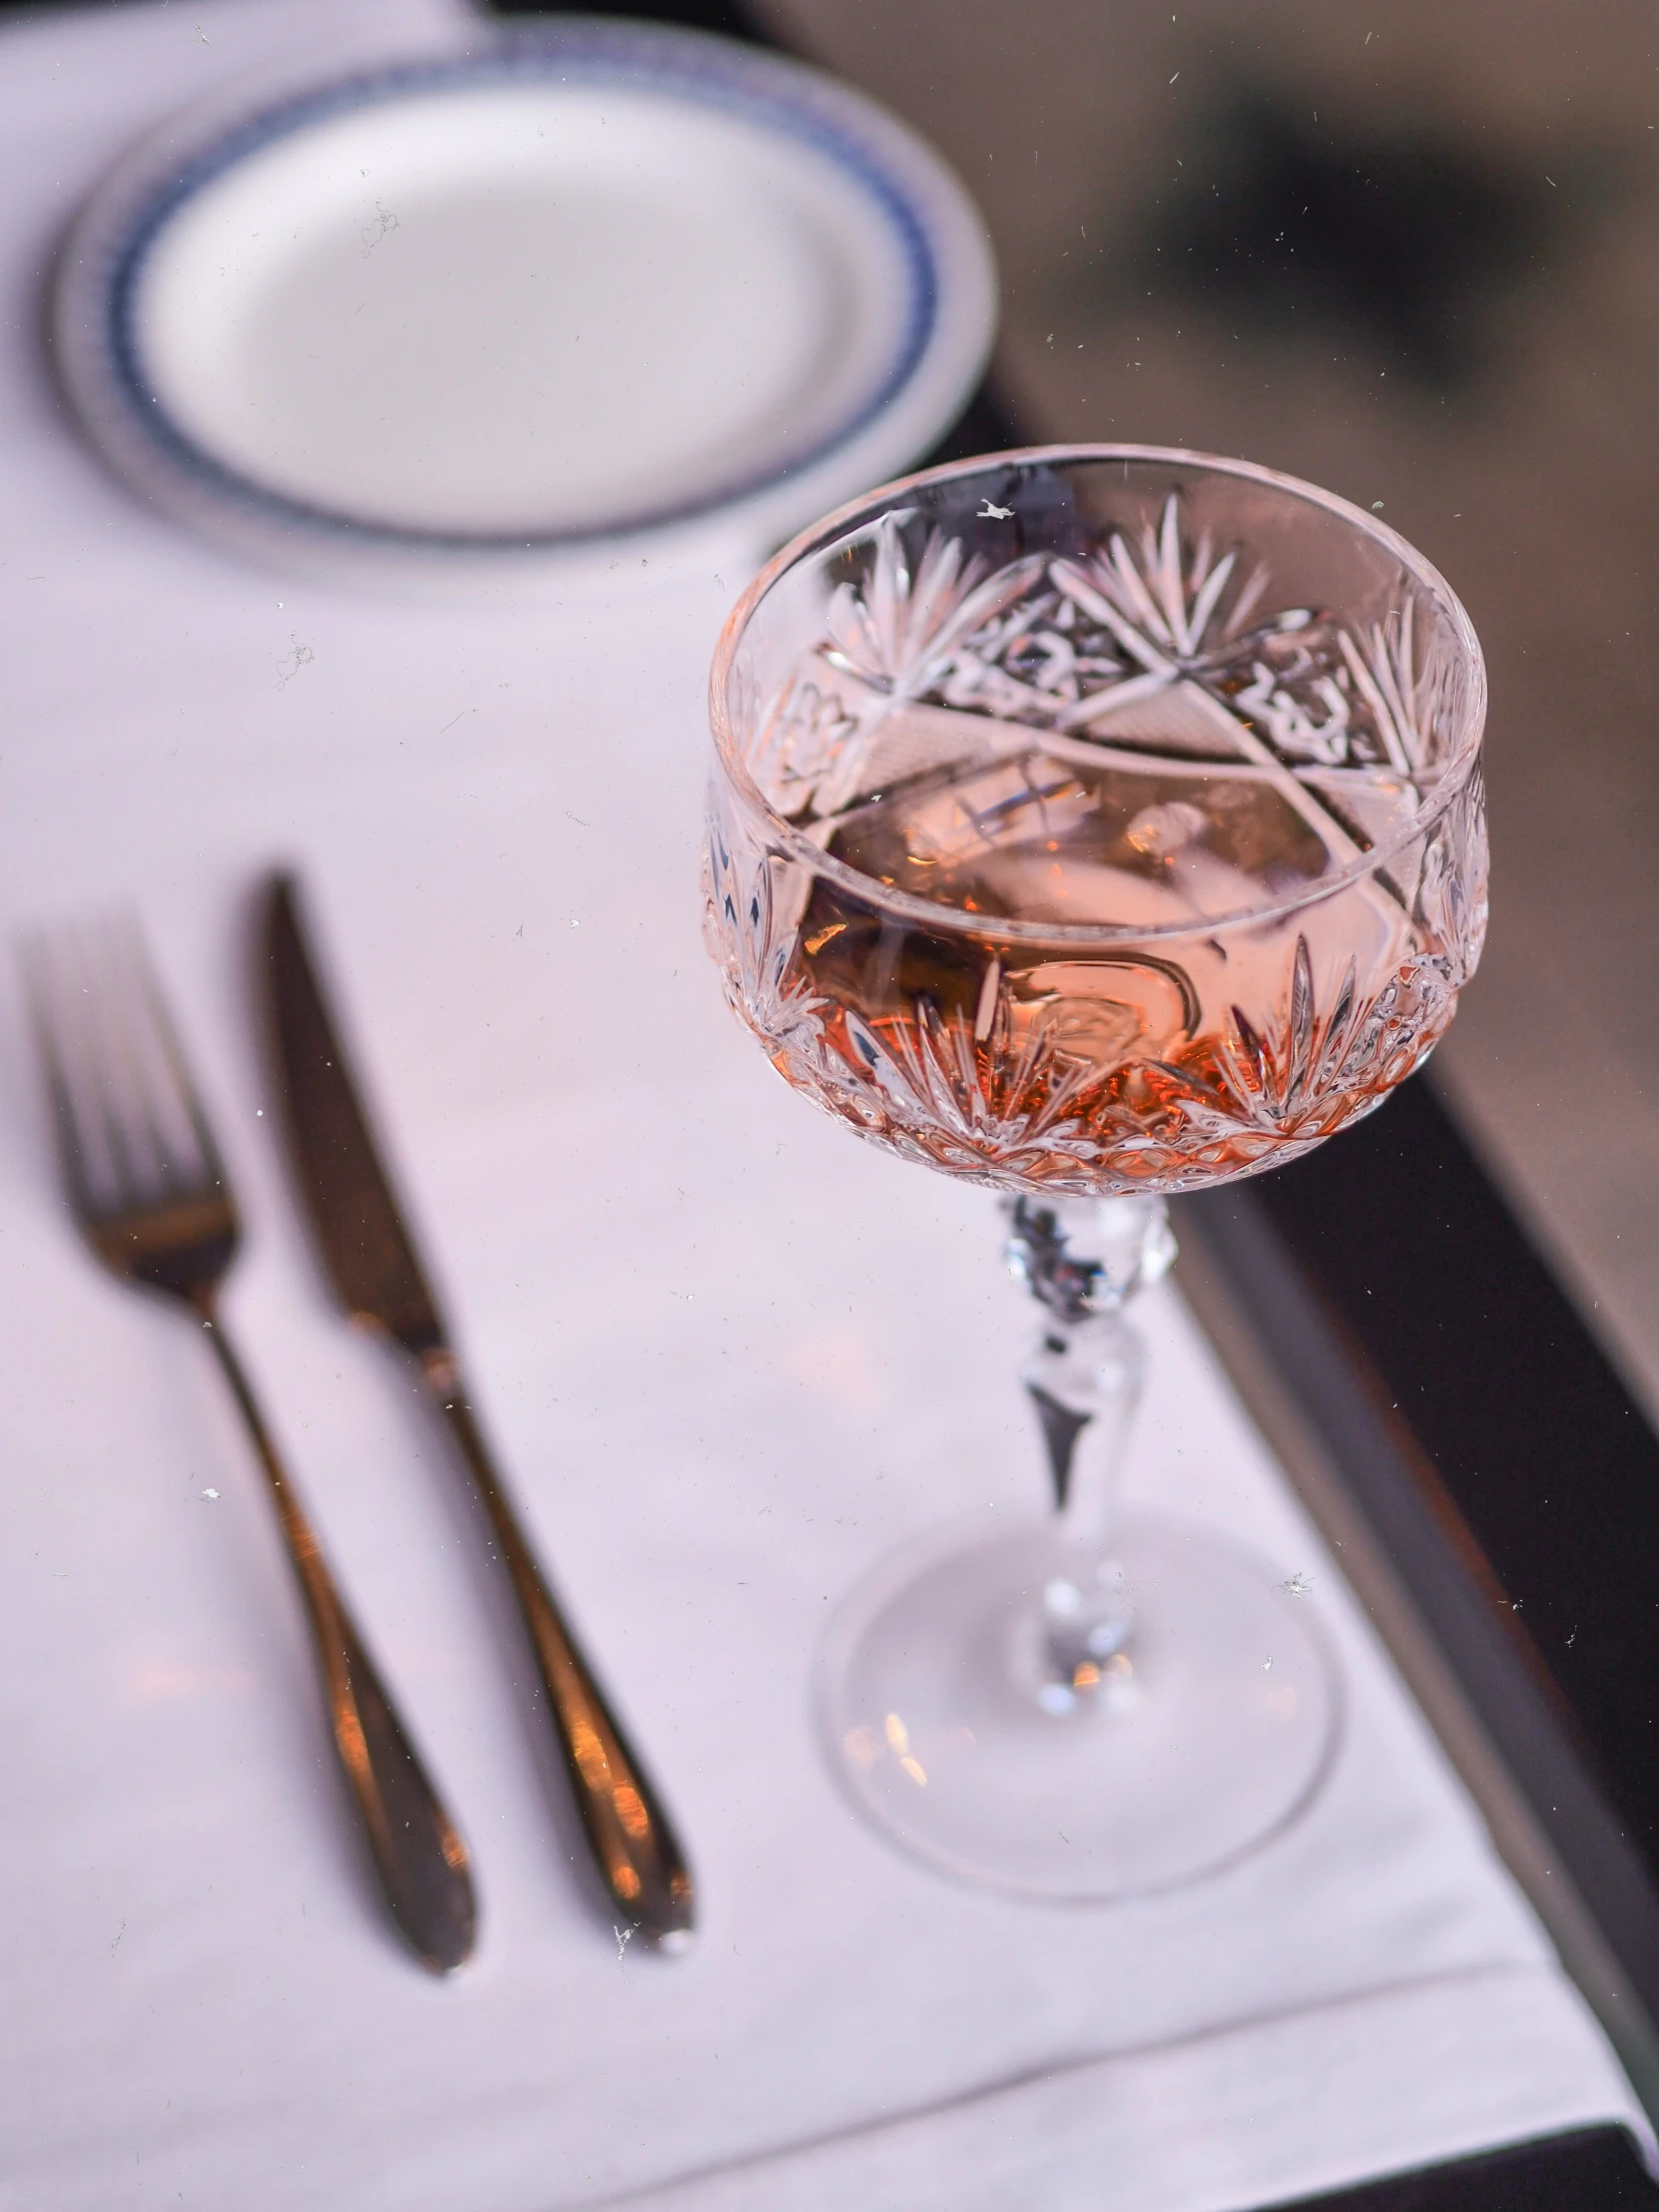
[121,916,229,1193]
[93,914,216,1201]
[80,921,158,1209]
[18,930,101,1222]
[21,915,229,1226]
[50,920,160,1214]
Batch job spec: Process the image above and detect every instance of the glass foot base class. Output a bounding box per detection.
[818,1514,1341,1901]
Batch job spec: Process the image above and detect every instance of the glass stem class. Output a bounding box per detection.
[1022,1306,1144,1547]
[1003,1194,1176,1713]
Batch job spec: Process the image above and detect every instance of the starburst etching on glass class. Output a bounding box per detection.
[792,492,1441,800]
[835,993,1112,1187]
[703,824,826,1063]
[708,463,1484,1198]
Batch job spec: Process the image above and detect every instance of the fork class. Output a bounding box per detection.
[23,917,477,1973]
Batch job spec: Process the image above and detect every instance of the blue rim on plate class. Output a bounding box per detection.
[53,20,999,576]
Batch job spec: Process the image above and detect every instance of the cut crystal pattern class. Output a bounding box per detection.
[702,816,826,1063]
[831,996,1107,1184]
[824,513,1047,703]
[703,852,1474,1196]
[762,494,1445,813]
[707,486,1485,1198]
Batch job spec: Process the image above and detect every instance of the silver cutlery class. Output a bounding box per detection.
[24,917,476,1973]
[260,873,695,1948]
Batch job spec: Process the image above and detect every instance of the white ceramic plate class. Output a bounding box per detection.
[54,23,997,579]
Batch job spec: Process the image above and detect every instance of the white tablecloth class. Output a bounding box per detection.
[0,2,1647,2206]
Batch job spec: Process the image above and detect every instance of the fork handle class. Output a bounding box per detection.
[200,1307,477,1972]
[419,1351,695,1948]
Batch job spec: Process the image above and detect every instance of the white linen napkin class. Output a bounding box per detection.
[0,2,1646,2207]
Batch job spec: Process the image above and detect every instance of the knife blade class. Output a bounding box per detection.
[262,871,695,1948]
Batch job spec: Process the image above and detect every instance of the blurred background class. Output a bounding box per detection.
[614,0,1659,1425]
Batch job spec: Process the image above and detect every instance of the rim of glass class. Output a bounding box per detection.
[709,442,1488,946]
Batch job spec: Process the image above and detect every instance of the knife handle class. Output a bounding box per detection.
[419,1353,696,1948]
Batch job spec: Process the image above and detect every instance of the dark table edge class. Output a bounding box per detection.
[1174,1176,1659,2122]
[1260,2124,1657,2210]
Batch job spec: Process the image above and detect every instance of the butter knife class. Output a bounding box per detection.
[261,873,695,1948]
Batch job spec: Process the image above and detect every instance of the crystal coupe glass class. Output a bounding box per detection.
[704,447,1487,1899]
